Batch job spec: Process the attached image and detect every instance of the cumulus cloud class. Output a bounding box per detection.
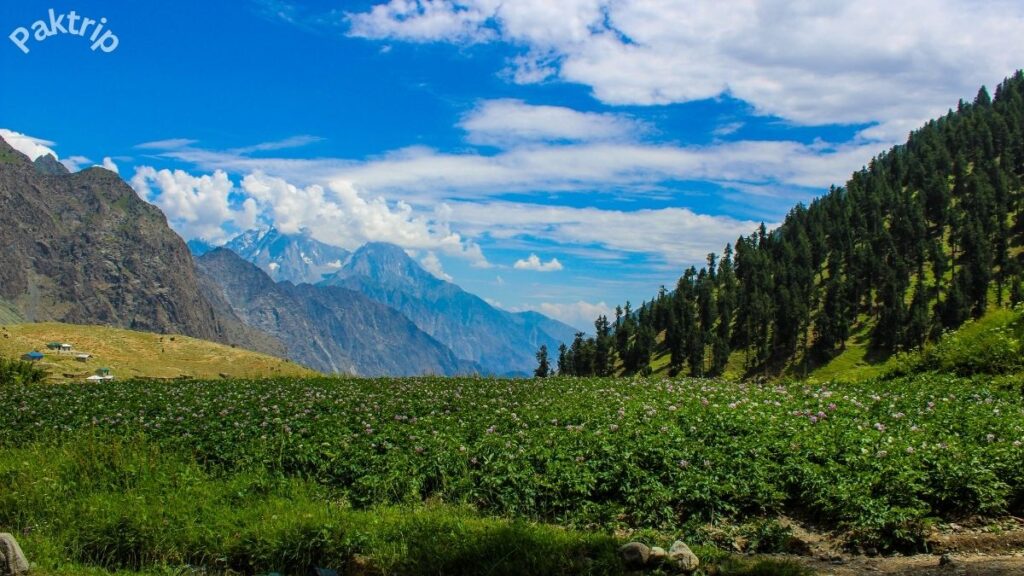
[513,253,564,272]
[460,99,640,147]
[347,0,498,43]
[532,300,613,332]
[130,167,241,243]
[0,128,58,161]
[99,157,119,174]
[241,172,489,265]
[346,0,1024,139]
[420,251,453,281]
[60,155,90,172]
[129,165,490,264]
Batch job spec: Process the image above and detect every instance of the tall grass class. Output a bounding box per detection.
[886,306,1024,377]
[0,434,623,575]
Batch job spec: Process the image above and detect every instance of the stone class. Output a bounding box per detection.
[648,546,668,566]
[0,533,29,576]
[668,540,700,573]
[939,553,954,566]
[619,542,651,569]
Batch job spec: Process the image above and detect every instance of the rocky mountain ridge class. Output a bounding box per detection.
[0,136,226,342]
[196,248,474,376]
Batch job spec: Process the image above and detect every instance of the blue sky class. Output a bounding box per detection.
[3,1,1022,329]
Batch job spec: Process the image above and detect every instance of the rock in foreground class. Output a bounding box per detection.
[0,533,29,576]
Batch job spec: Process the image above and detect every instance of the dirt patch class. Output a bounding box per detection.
[926,522,1024,555]
[796,553,1024,575]
[772,517,1024,575]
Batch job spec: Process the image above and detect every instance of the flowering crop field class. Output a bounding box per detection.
[2,374,1023,550]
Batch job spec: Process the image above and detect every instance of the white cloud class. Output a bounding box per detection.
[243,172,489,265]
[713,122,744,137]
[347,0,1024,139]
[513,253,563,272]
[460,99,640,147]
[99,157,119,174]
[531,300,612,332]
[420,251,453,281]
[0,128,58,161]
[135,138,198,150]
[451,201,762,266]
[229,135,323,154]
[130,167,241,243]
[60,156,90,172]
[142,120,883,207]
[235,138,875,202]
[347,0,499,43]
[130,166,494,263]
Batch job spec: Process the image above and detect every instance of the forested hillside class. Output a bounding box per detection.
[559,71,1024,378]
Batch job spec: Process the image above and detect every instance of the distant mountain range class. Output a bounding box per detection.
[0,134,573,376]
[198,230,577,376]
[225,227,349,285]
[196,248,474,376]
[321,242,577,375]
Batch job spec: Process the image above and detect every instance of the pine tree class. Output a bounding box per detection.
[905,278,931,349]
[593,315,614,376]
[711,245,737,375]
[630,323,656,374]
[557,343,570,376]
[615,302,633,364]
[570,332,593,376]
[534,345,550,378]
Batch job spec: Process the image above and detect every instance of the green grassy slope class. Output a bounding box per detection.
[0,322,317,382]
[642,304,1024,384]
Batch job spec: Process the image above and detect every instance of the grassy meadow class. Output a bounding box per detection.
[0,322,317,382]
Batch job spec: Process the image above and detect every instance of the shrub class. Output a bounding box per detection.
[0,356,47,385]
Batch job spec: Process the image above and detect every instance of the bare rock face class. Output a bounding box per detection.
[0,533,29,576]
[0,135,224,341]
[32,153,68,176]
